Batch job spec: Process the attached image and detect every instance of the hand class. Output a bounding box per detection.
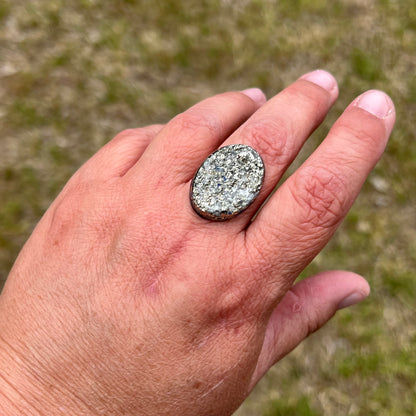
[0,70,395,416]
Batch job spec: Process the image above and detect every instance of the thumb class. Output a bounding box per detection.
[250,270,370,389]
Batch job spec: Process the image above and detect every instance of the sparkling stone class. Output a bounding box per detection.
[190,144,265,221]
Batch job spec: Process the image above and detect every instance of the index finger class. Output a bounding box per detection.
[245,90,395,292]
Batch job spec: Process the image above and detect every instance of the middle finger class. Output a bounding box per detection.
[212,69,339,230]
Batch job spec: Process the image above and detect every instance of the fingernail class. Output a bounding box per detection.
[337,292,368,310]
[300,69,337,92]
[240,88,267,106]
[354,90,394,119]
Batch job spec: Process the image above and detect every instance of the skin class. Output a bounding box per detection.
[0,70,395,416]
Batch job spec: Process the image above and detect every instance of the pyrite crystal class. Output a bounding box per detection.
[190,144,265,221]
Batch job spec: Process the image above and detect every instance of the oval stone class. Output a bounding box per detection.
[190,144,265,221]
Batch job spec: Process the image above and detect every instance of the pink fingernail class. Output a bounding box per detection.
[354,90,394,119]
[300,69,338,93]
[240,88,267,106]
[337,291,368,310]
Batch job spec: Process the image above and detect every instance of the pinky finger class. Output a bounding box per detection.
[78,124,164,182]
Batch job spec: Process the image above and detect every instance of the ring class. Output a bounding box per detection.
[190,144,265,221]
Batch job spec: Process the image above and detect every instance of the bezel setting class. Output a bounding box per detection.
[190,144,265,221]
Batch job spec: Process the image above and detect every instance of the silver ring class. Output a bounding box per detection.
[190,144,265,221]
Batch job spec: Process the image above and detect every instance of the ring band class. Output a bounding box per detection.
[190,144,265,221]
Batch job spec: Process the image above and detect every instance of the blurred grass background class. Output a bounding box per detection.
[0,0,415,414]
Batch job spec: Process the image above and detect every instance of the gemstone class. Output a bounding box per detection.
[190,144,265,221]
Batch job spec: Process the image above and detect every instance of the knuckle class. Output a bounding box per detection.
[169,110,221,139]
[223,91,258,110]
[333,120,382,150]
[114,126,159,143]
[288,282,328,335]
[214,282,251,318]
[146,123,164,131]
[48,186,87,243]
[50,197,76,231]
[209,280,264,327]
[140,124,164,140]
[221,90,250,104]
[113,128,137,141]
[291,166,348,230]
[244,117,293,166]
[204,250,259,321]
[51,181,88,219]
[287,83,329,114]
[49,181,121,243]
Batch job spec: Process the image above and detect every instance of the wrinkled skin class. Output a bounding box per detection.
[0,71,395,415]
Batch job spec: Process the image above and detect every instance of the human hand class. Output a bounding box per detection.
[0,70,395,416]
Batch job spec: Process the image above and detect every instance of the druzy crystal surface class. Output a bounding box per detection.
[190,144,265,221]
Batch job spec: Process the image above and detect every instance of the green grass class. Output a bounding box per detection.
[263,396,319,416]
[1,0,415,415]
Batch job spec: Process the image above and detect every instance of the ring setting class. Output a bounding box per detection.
[190,144,265,221]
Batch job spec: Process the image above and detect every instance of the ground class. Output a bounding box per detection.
[0,1,415,415]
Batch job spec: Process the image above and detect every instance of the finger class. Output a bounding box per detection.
[250,271,370,389]
[246,90,395,287]
[221,70,339,229]
[78,125,163,181]
[126,90,266,186]
[47,125,163,208]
